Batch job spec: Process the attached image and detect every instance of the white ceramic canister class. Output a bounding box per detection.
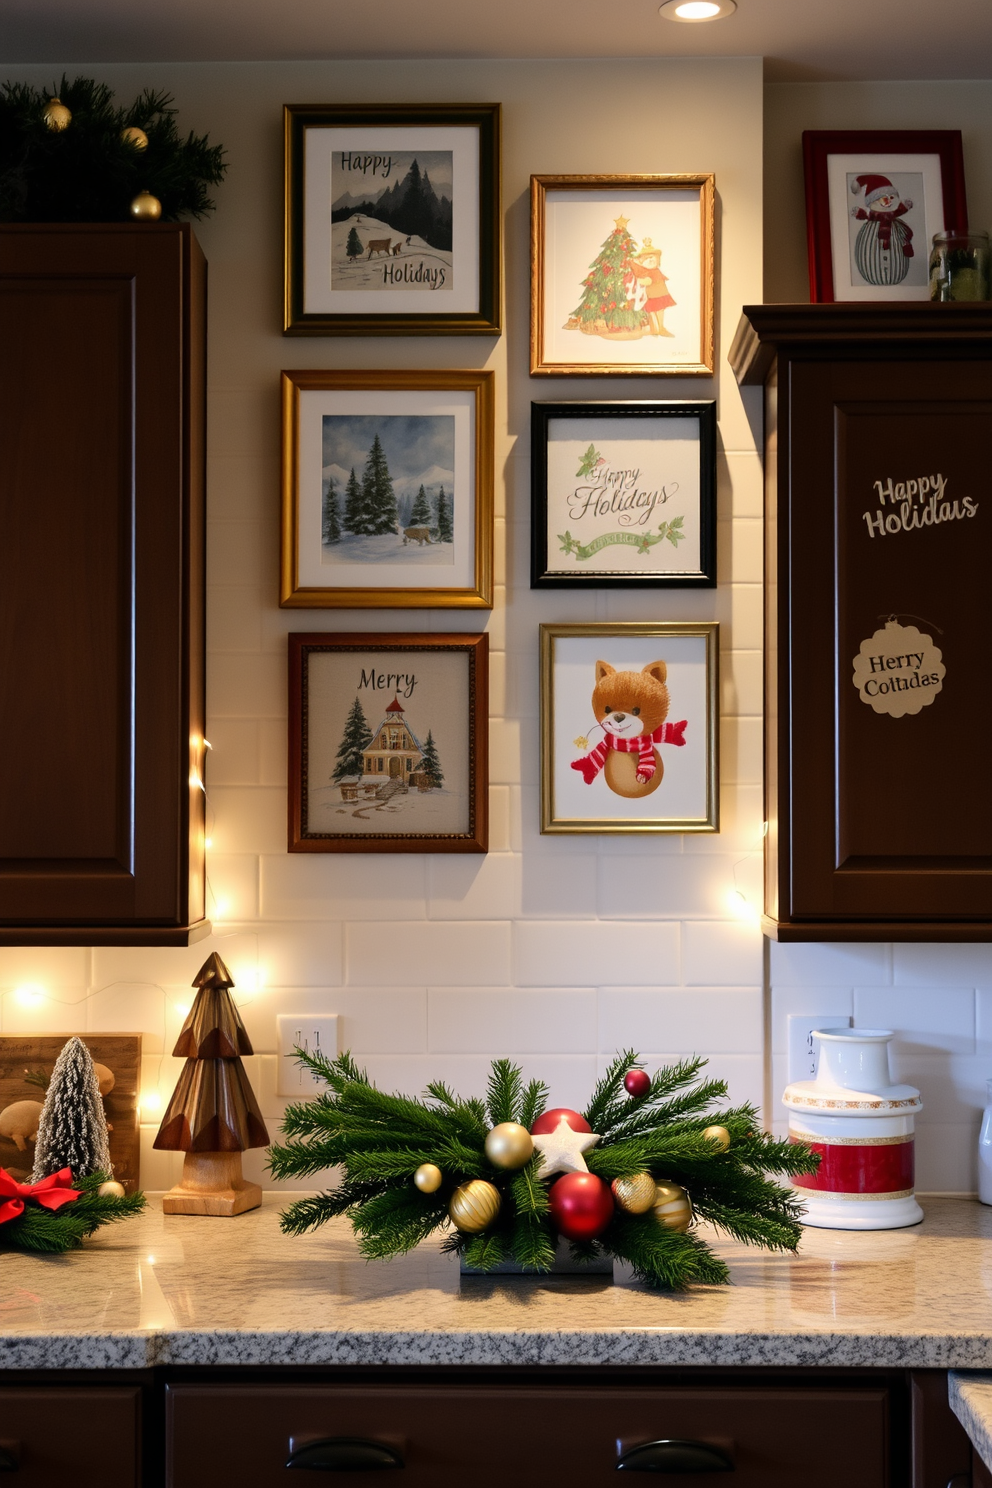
[783,1028,923,1231]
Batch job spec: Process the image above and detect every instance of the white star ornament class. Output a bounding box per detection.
[531,1116,602,1179]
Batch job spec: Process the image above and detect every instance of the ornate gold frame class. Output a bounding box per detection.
[540,622,720,834]
[280,368,494,610]
[530,174,716,377]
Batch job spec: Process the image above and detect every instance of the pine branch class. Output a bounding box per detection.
[462,1232,506,1270]
[486,1059,523,1125]
[519,1078,549,1132]
[0,1172,145,1254]
[602,1210,730,1290]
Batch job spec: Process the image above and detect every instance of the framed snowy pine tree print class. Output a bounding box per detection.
[288,632,488,853]
[530,174,715,377]
[280,369,494,609]
[284,103,501,336]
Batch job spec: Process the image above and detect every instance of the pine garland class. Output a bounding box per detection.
[270,1050,819,1290]
[0,1172,145,1254]
[0,76,226,223]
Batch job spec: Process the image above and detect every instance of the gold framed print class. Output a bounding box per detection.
[284,102,502,336]
[530,174,715,377]
[280,368,494,610]
[540,622,719,834]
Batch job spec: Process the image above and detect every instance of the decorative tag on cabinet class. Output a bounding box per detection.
[851,618,944,717]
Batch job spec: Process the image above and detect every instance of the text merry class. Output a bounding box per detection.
[359,669,417,699]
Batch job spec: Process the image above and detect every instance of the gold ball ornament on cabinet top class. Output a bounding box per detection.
[413,1163,443,1194]
[611,1171,657,1215]
[702,1125,731,1152]
[448,1179,501,1234]
[652,1180,693,1233]
[44,97,72,131]
[484,1121,534,1170]
[97,1180,126,1199]
[121,126,149,150]
[130,190,162,221]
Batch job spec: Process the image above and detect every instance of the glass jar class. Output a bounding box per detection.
[929,229,991,302]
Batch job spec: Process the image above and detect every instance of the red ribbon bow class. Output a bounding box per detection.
[0,1167,81,1226]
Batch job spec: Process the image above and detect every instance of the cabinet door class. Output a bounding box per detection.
[166,1382,890,1486]
[0,224,207,943]
[779,354,992,930]
[0,1387,139,1486]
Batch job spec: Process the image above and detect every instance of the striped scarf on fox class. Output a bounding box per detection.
[571,719,687,786]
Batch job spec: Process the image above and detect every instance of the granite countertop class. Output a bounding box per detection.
[950,1373,992,1473]
[4,1195,992,1372]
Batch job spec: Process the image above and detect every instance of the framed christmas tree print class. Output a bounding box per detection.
[802,130,968,302]
[284,103,502,336]
[531,400,717,588]
[288,632,488,853]
[280,368,494,609]
[530,174,715,377]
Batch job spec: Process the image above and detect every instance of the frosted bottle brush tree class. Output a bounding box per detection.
[32,1036,112,1182]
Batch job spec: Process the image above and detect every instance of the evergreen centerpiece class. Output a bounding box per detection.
[0,76,226,223]
[269,1049,818,1290]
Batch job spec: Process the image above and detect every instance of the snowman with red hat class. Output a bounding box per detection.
[850,173,915,286]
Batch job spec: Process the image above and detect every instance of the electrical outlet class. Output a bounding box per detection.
[787,1013,852,1085]
[276,1014,340,1096]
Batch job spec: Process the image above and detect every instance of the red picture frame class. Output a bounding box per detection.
[803,131,968,303]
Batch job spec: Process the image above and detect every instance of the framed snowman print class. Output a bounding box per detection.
[530,174,715,377]
[803,130,968,302]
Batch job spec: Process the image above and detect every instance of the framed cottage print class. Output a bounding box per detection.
[280,369,494,609]
[530,174,715,377]
[289,632,488,853]
[531,400,716,588]
[284,102,501,336]
[803,130,968,302]
[541,623,718,835]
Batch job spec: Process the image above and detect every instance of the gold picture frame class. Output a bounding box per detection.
[540,622,719,834]
[530,174,716,377]
[280,368,494,609]
[284,102,502,337]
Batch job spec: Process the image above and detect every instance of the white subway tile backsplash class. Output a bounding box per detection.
[598,987,762,1055]
[854,986,975,1055]
[0,947,90,989]
[894,943,992,987]
[261,854,428,922]
[204,719,260,785]
[596,854,742,919]
[208,788,286,855]
[681,920,763,986]
[770,941,891,986]
[770,987,854,1054]
[915,1123,978,1195]
[347,921,512,987]
[205,855,260,923]
[208,652,286,719]
[514,921,680,987]
[0,986,88,1034]
[428,987,596,1054]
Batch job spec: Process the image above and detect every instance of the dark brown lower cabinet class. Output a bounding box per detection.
[0,1387,140,1484]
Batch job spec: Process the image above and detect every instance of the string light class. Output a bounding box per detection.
[14,984,45,1006]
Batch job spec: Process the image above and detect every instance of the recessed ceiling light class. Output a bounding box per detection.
[659,0,736,19]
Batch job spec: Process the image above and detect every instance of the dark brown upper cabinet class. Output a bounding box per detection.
[731,303,992,942]
[0,224,209,944]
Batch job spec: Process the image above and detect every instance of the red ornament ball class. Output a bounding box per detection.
[623,1069,651,1098]
[549,1173,615,1241]
[530,1107,592,1136]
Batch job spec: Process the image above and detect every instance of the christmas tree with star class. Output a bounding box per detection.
[565,215,648,337]
[269,1049,818,1291]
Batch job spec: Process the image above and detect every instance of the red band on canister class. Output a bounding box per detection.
[789,1135,914,1195]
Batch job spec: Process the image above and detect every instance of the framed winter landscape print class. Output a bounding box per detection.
[803,130,968,302]
[531,401,716,588]
[280,368,494,609]
[540,622,719,835]
[284,102,502,335]
[288,632,488,853]
[530,174,715,377]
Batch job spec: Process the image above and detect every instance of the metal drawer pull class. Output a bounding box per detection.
[285,1438,404,1471]
[0,1443,18,1472]
[617,1439,734,1473]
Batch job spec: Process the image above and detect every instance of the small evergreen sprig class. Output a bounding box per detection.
[0,76,226,223]
[271,1049,817,1291]
[0,1172,146,1254]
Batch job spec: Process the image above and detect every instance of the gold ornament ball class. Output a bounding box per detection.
[611,1171,657,1215]
[413,1162,443,1194]
[130,190,162,221]
[652,1180,693,1234]
[97,1180,126,1199]
[484,1121,534,1170]
[121,126,149,150]
[44,97,72,131]
[702,1124,731,1152]
[448,1179,501,1234]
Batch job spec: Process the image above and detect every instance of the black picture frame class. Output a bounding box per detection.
[284,102,502,337]
[530,401,717,588]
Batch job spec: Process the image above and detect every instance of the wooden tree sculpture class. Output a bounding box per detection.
[154,952,268,1216]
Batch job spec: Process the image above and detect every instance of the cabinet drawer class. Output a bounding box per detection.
[166,1382,889,1486]
[0,1387,139,1487]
